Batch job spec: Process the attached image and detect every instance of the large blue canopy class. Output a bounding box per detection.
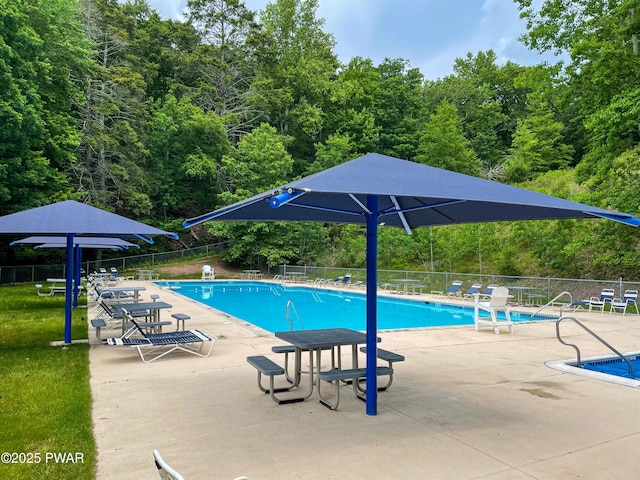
[0,200,177,344]
[184,153,639,228]
[183,153,640,416]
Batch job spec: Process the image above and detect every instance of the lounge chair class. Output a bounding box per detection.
[95,298,149,332]
[478,284,498,300]
[610,290,639,315]
[588,288,615,313]
[201,264,215,280]
[474,286,513,334]
[432,280,462,297]
[153,450,249,480]
[153,450,184,480]
[331,274,352,286]
[106,311,216,363]
[109,267,122,283]
[461,283,483,299]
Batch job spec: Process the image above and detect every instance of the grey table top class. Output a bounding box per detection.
[111,301,172,312]
[275,328,378,349]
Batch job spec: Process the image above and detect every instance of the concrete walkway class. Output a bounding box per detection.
[90,281,640,479]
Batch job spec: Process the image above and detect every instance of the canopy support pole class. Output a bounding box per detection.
[365,195,378,416]
[73,245,81,307]
[64,234,74,344]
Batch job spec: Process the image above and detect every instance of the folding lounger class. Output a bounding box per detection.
[106,314,216,363]
[153,450,249,480]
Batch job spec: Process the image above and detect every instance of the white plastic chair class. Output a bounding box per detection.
[610,290,639,315]
[201,265,215,280]
[474,286,513,334]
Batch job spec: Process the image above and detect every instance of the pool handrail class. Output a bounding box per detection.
[533,291,573,317]
[286,299,303,330]
[556,316,633,375]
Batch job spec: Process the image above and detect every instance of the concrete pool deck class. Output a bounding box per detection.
[90,280,640,479]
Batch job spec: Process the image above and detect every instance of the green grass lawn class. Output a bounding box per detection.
[0,284,95,479]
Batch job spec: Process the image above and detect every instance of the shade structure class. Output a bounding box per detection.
[183,153,640,415]
[11,236,140,249]
[12,236,141,307]
[0,200,178,344]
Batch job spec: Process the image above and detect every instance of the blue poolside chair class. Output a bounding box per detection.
[331,273,352,286]
[588,288,615,313]
[432,280,463,296]
[462,283,483,299]
[106,311,216,363]
[610,290,639,315]
[478,284,498,300]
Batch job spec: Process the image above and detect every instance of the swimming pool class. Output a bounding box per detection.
[546,352,640,388]
[159,280,555,333]
[546,353,640,388]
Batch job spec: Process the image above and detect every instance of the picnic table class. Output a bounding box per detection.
[274,328,378,401]
[137,269,159,281]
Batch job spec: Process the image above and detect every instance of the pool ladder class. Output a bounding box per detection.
[556,316,633,375]
[286,299,304,331]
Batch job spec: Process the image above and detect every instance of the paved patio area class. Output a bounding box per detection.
[90,281,640,479]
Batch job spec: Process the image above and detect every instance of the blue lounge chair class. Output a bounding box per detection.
[588,288,615,313]
[432,280,462,296]
[332,274,352,286]
[610,290,639,315]
[478,284,498,300]
[462,283,483,299]
[106,311,216,363]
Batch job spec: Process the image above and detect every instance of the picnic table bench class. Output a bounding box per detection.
[246,355,305,405]
[317,366,393,410]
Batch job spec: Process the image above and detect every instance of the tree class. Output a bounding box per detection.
[373,58,424,159]
[75,0,152,217]
[415,101,481,175]
[147,95,230,220]
[517,0,640,186]
[326,57,381,154]
[505,91,574,182]
[0,0,91,215]
[254,0,339,168]
[186,0,263,143]
[305,133,355,175]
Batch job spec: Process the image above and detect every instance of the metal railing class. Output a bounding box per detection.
[285,299,303,330]
[555,316,633,375]
[533,291,574,317]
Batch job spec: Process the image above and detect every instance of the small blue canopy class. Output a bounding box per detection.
[184,153,639,416]
[11,236,140,249]
[0,201,177,344]
[0,201,178,241]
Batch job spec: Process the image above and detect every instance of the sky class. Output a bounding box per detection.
[147,0,555,80]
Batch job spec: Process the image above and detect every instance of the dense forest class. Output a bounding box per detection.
[2,0,640,279]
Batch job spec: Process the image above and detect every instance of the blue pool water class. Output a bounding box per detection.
[583,355,640,380]
[159,280,554,333]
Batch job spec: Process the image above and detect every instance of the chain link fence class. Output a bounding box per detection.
[3,248,638,303]
[275,265,640,304]
[0,243,226,284]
